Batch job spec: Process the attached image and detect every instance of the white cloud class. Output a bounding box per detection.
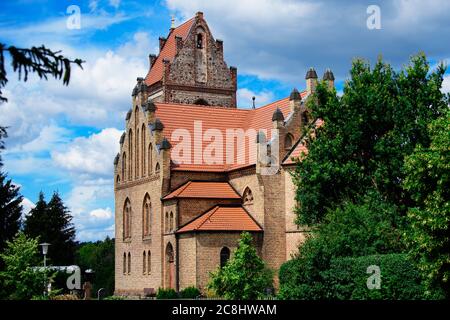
[442,75,450,94]
[109,0,121,9]
[237,88,274,108]
[52,128,122,177]
[90,207,112,219]
[21,197,36,216]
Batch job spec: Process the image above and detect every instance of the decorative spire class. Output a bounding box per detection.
[305,67,318,79]
[171,15,175,29]
[272,108,285,121]
[289,88,301,101]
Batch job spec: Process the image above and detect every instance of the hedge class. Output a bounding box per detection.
[279,253,430,300]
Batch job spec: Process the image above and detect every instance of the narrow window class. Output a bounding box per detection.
[142,124,146,176]
[196,33,203,49]
[243,187,254,205]
[128,130,133,180]
[170,212,174,232]
[148,144,153,174]
[220,247,230,268]
[127,252,131,274]
[122,153,126,181]
[123,253,126,274]
[143,251,146,275]
[147,250,151,274]
[136,128,140,179]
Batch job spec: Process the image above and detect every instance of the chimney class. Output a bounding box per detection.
[289,88,302,112]
[216,39,223,59]
[323,68,335,90]
[305,67,318,95]
[159,37,167,51]
[175,35,183,53]
[149,54,157,68]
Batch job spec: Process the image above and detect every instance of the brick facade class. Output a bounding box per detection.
[114,12,329,297]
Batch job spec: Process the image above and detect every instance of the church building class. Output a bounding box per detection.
[114,12,334,296]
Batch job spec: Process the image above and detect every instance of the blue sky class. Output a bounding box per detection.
[0,0,449,241]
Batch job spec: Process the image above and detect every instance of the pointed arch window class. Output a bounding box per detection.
[169,212,174,232]
[142,124,146,177]
[285,134,293,150]
[123,199,132,239]
[123,252,126,274]
[121,153,126,181]
[136,128,140,179]
[128,130,133,180]
[243,187,254,205]
[148,144,153,174]
[155,162,160,173]
[143,194,151,237]
[127,252,131,274]
[220,247,230,268]
[143,251,146,275]
[196,33,203,49]
[147,250,151,274]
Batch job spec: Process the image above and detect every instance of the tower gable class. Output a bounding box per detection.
[146,12,237,108]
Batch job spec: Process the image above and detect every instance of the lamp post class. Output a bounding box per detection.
[39,243,51,296]
[39,242,51,267]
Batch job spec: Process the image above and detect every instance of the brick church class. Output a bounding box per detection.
[114,12,333,296]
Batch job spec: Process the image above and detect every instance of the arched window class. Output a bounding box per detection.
[169,212,174,232]
[136,128,140,179]
[147,250,151,274]
[155,162,160,173]
[285,134,293,150]
[127,252,131,274]
[220,247,230,268]
[142,124,146,177]
[122,153,126,181]
[165,212,169,233]
[143,194,151,237]
[128,130,133,180]
[123,199,132,239]
[243,187,254,205]
[148,144,153,174]
[116,175,120,184]
[143,251,146,275]
[194,98,209,106]
[196,33,203,49]
[123,252,126,274]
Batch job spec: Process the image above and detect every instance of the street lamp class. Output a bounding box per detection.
[39,242,51,296]
[39,243,51,267]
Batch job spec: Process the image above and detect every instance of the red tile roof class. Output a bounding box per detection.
[163,181,241,200]
[177,205,262,233]
[144,18,195,86]
[155,92,307,172]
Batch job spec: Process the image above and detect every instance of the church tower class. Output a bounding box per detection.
[138,12,237,108]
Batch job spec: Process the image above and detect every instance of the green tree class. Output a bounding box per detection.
[403,112,450,297]
[0,44,83,102]
[278,196,406,299]
[0,232,46,300]
[24,192,76,265]
[293,54,449,225]
[0,128,23,255]
[208,232,273,299]
[0,171,23,255]
[75,237,115,296]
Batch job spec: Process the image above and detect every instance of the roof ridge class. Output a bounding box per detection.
[175,180,192,197]
[195,205,220,230]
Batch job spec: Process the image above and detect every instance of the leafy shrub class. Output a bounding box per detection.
[156,288,178,299]
[180,286,201,299]
[51,294,80,300]
[103,295,126,300]
[279,253,433,300]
